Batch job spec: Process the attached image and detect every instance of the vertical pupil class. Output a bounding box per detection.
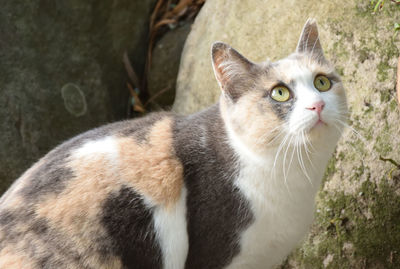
[320,79,324,85]
[279,89,283,95]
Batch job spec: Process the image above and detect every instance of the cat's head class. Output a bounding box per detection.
[212,19,348,159]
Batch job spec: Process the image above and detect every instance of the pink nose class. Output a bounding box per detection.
[306,101,325,114]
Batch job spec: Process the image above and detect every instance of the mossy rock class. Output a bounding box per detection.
[174,0,400,268]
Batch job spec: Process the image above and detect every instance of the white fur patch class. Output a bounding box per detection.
[229,154,323,268]
[73,136,119,160]
[153,188,188,269]
[225,135,336,268]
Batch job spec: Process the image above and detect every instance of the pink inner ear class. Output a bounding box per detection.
[305,28,319,50]
[296,19,323,56]
[213,51,229,88]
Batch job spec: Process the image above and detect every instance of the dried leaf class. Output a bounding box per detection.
[123,51,140,88]
[127,83,146,113]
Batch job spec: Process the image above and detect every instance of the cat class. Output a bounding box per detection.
[0,19,347,269]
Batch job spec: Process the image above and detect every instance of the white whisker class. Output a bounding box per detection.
[282,135,294,195]
[332,118,366,143]
[271,131,291,183]
[298,132,314,186]
[301,131,316,171]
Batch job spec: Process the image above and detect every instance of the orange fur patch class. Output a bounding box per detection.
[35,153,123,268]
[117,117,184,207]
[221,91,282,153]
[37,154,116,230]
[0,246,35,269]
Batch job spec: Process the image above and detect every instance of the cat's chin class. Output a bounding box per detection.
[306,119,329,138]
[308,122,341,145]
[310,119,327,131]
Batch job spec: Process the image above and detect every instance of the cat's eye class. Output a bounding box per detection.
[270,86,291,102]
[314,75,331,92]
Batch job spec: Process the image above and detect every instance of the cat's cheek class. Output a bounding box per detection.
[222,93,280,148]
[326,84,347,105]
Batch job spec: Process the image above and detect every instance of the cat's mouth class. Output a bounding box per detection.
[310,118,327,131]
[289,115,328,134]
[315,119,326,126]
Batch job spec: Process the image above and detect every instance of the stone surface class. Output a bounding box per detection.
[147,23,192,109]
[0,0,156,194]
[174,0,400,268]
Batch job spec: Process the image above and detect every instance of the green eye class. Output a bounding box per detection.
[271,86,290,102]
[314,75,331,92]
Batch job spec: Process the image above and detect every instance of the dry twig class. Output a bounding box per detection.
[127,82,146,113]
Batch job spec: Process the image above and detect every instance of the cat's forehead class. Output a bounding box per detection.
[261,54,335,84]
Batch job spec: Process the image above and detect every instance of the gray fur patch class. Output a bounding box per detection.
[268,96,296,120]
[100,186,162,269]
[173,104,254,269]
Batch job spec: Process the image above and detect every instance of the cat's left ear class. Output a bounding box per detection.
[211,42,254,99]
[296,18,324,59]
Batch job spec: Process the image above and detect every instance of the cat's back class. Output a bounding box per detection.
[0,112,188,269]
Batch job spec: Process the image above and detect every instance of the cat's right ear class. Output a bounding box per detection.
[211,42,254,95]
[296,18,324,59]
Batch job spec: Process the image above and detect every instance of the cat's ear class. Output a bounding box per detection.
[211,42,254,97]
[296,18,324,58]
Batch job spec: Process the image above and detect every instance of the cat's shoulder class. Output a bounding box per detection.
[0,111,184,207]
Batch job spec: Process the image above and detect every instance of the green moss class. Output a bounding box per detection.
[324,157,337,181]
[377,61,390,82]
[351,179,400,268]
[288,174,400,269]
[355,1,375,18]
[335,66,344,76]
[375,27,399,82]
[332,39,350,60]
[364,130,373,141]
[353,164,366,180]
[363,104,373,114]
[390,99,398,112]
[357,47,371,63]
[374,132,393,156]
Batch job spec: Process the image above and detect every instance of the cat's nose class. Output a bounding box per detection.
[306,101,325,114]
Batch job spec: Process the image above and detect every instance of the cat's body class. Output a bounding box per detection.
[0,19,347,269]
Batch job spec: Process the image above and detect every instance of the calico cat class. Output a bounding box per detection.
[0,19,347,269]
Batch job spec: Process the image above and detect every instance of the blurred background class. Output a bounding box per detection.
[1,0,400,268]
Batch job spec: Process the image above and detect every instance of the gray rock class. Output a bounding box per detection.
[0,0,156,194]
[147,23,192,109]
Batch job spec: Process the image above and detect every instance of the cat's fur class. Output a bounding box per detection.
[0,19,347,269]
